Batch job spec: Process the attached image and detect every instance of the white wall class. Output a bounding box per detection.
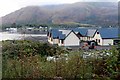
[48,37,53,44]
[80,37,88,41]
[93,31,103,45]
[93,31,114,46]
[64,32,80,46]
[53,39,59,44]
[58,40,64,46]
[83,37,88,41]
[48,37,59,45]
[102,39,113,46]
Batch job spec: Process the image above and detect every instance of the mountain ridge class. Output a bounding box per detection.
[2,2,118,26]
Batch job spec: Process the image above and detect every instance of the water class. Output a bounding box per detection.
[0,32,47,41]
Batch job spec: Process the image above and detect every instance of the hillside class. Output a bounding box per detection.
[2,2,118,26]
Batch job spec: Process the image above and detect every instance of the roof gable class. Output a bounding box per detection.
[49,29,79,40]
[64,30,80,40]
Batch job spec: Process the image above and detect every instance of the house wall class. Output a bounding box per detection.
[64,32,80,46]
[93,31,103,45]
[48,37,59,44]
[83,37,88,41]
[91,37,94,41]
[102,39,113,46]
[58,40,64,46]
[53,39,59,44]
[48,37,53,44]
[80,37,87,41]
[93,31,114,46]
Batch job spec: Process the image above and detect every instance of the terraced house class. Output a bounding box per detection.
[47,27,120,46]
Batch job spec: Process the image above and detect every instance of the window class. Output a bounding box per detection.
[97,32,99,34]
[96,39,97,42]
[61,40,64,44]
[99,39,100,43]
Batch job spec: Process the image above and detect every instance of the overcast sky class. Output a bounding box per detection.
[0,0,119,17]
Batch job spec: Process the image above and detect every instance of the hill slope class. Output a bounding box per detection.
[2,2,118,26]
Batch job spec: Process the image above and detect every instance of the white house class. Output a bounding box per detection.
[47,29,80,46]
[74,27,120,46]
[86,29,97,41]
[73,28,88,41]
[6,28,17,33]
[93,28,120,46]
[48,27,120,46]
[58,30,80,46]
[47,29,60,44]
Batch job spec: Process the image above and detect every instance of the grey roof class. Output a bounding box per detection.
[50,29,60,38]
[87,29,97,37]
[98,28,120,39]
[49,27,120,40]
[49,29,68,39]
[73,28,88,36]
[59,34,66,39]
[59,30,71,36]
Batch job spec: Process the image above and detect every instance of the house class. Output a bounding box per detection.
[39,26,48,31]
[48,27,120,46]
[47,29,60,44]
[93,28,120,46]
[58,30,80,46]
[74,27,120,46]
[86,29,97,41]
[6,28,17,33]
[26,27,34,31]
[73,28,88,41]
[73,28,98,41]
[47,29,80,46]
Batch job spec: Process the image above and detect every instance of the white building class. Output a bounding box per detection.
[93,28,120,46]
[6,28,17,33]
[73,28,88,41]
[47,29,80,46]
[47,29,60,45]
[48,27,120,46]
[58,30,80,46]
[86,29,97,41]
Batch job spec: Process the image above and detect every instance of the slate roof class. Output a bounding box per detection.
[50,29,60,38]
[73,28,88,36]
[59,34,66,39]
[59,30,71,36]
[98,28,120,39]
[49,27,120,40]
[49,29,67,39]
[87,29,97,37]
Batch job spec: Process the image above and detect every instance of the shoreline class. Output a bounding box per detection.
[0,32,47,41]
